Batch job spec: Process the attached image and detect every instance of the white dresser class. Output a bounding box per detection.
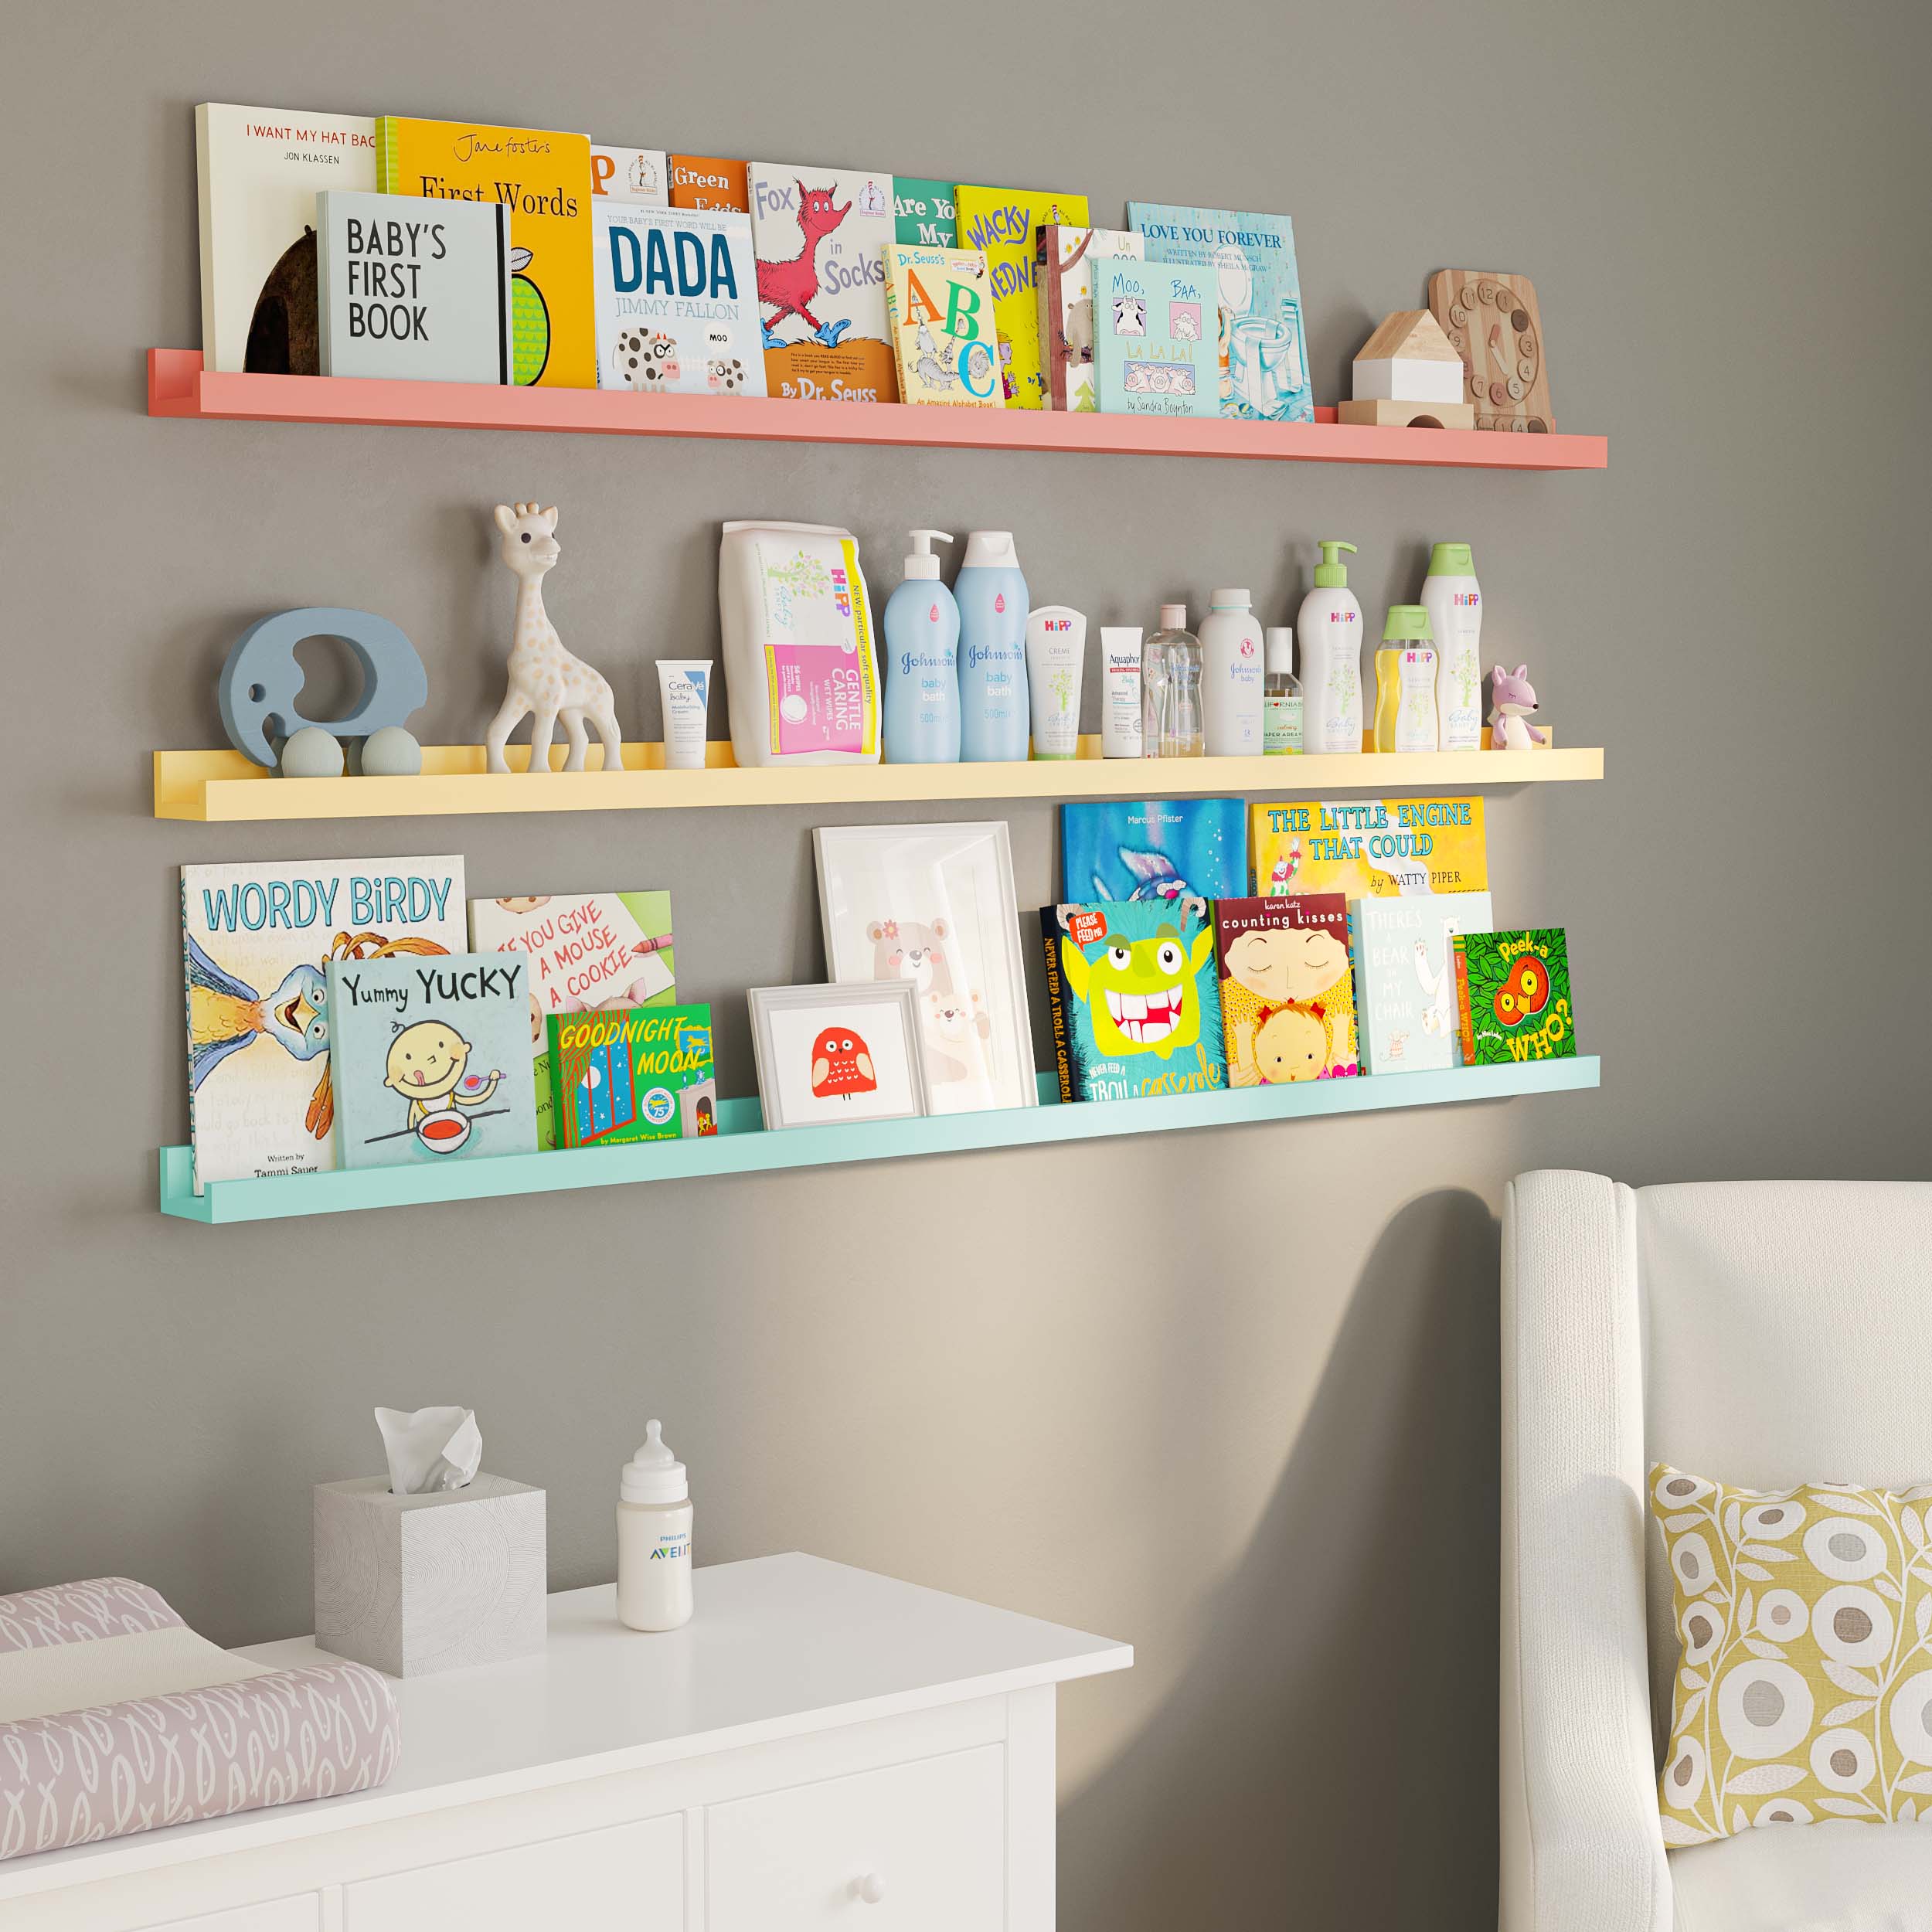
[0,1553,1131,1932]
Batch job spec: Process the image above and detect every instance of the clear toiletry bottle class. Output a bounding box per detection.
[617,1420,693,1632]
[1141,603,1203,757]
[1263,627,1303,754]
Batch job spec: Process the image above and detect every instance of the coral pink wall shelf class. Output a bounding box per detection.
[148,351,1607,470]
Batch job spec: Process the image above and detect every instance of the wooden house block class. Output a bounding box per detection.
[1338,397,1476,429]
[1352,310,1465,404]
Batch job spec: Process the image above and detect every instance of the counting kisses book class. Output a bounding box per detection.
[883,244,1001,406]
[592,202,764,396]
[954,184,1090,408]
[182,855,465,1189]
[327,954,538,1170]
[1214,895,1359,1085]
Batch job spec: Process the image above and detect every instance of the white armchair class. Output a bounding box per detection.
[1500,1169,1932,1932]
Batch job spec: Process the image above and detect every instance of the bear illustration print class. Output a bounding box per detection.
[867,918,955,996]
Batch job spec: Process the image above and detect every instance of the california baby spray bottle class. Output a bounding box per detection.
[617,1420,693,1631]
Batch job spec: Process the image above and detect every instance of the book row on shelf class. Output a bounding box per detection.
[181,793,1580,1191]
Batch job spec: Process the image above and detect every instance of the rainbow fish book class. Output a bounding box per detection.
[182,856,465,1189]
[328,953,538,1170]
[1039,899,1226,1103]
[1349,890,1493,1075]
[1090,259,1219,417]
[893,177,957,246]
[1060,798,1247,904]
[1214,895,1359,1086]
[749,163,897,403]
[1453,928,1577,1066]
[954,184,1090,409]
[1126,202,1313,421]
[469,891,675,1150]
[883,244,1001,406]
[591,202,764,396]
[549,1005,716,1147]
[1251,797,1488,900]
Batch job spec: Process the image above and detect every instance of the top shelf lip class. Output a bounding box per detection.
[147,350,1608,471]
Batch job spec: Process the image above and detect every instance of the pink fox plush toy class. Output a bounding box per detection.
[1488,664,1549,750]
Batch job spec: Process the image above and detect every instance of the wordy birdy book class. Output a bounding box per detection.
[592,202,764,396]
[182,855,464,1188]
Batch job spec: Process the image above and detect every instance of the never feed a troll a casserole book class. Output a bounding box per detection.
[1039,899,1226,1103]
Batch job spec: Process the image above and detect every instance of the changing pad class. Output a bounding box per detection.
[0,1577,399,1862]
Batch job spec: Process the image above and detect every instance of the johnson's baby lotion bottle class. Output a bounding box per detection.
[617,1420,693,1632]
[1296,540,1365,754]
[882,529,960,763]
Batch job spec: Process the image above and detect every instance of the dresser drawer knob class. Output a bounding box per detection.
[851,1870,886,1904]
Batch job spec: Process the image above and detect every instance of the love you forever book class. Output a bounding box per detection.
[750,163,897,402]
[1251,797,1488,900]
[327,954,538,1169]
[1349,890,1493,1074]
[182,855,465,1188]
[954,185,1089,408]
[1214,895,1359,1085]
[1091,259,1219,417]
[592,202,764,396]
[883,244,1001,406]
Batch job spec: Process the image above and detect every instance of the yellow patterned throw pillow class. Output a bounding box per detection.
[1652,1463,1932,1845]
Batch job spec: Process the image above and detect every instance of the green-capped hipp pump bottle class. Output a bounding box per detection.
[1294,540,1365,755]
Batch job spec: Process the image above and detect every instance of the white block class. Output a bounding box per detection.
[314,1473,546,1677]
[1353,355,1467,405]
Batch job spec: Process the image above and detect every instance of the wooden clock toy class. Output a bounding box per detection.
[1427,270,1555,433]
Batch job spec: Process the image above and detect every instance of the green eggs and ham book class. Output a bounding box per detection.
[549,1005,717,1148]
[1453,928,1577,1066]
[1349,890,1493,1075]
[1090,259,1219,417]
[327,953,538,1169]
[1040,899,1226,1103]
[196,104,377,375]
[317,190,513,383]
[468,891,675,1149]
[591,202,764,395]
[182,856,465,1189]
[1127,202,1314,421]
[1214,896,1359,1086]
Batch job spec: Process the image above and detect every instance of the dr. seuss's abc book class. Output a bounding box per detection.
[1349,890,1493,1076]
[1214,896,1359,1087]
[749,163,897,403]
[1090,258,1219,419]
[325,953,537,1171]
[549,1006,716,1148]
[1061,798,1247,905]
[883,244,1001,407]
[1251,797,1488,900]
[375,116,594,388]
[469,891,675,1150]
[1040,900,1226,1104]
[1036,223,1145,412]
[591,202,764,397]
[182,856,465,1189]
[954,184,1090,408]
[1453,929,1577,1066]
[1127,202,1314,422]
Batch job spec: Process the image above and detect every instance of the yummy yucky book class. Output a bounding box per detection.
[316,190,513,383]
[1060,798,1247,904]
[591,144,668,204]
[469,892,675,1149]
[1214,895,1359,1085]
[1041,899,1226,1102]
[668,155,749,212]
[327,953,538,1170]
[591,202,764,396]
[1036,223,1144,411]
[549,1005,716,1148]
[196,104,377,374]
[1454,928,1577,1066]
[749,163,897,403]
[1127,202,1313,422]
[893,177,957,247]
[375,116,594,387]
[1349,890,1493,1074]
[883,244,1001,406]
[182,856,465,1188]
[954,185,1090,408]
[1251,798,1488,900]
[1090,258,1219,417]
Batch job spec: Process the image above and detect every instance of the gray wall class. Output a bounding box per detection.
[6,3,1929,1923]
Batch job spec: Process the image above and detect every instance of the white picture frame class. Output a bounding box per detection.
[813,821,1037,1114]
[747,981,930,1131]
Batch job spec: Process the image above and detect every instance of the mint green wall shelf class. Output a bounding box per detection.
[158,1058,1599,1225]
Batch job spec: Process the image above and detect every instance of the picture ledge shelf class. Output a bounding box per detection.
[148,351,1608,471]
[154,739,1603,820]
[160,1059,1600,1224]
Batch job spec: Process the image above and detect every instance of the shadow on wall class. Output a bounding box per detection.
[1060,1188,1504,1932]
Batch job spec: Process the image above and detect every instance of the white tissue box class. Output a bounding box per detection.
[313,1473,546,1677]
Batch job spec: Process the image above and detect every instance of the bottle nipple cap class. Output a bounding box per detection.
[622,1419,689,1504]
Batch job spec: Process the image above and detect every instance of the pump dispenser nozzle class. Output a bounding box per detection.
[904,529,953,581]
[1313,540,1357,590]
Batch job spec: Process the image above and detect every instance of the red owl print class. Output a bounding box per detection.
[810,1026,876,1100]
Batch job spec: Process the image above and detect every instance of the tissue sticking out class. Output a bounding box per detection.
[374,1404,483,1495]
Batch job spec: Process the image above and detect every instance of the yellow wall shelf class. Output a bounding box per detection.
[154,736,1603,821]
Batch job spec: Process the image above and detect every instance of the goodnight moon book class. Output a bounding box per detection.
[326,953,538,1170]
[1039,898,1226,1103]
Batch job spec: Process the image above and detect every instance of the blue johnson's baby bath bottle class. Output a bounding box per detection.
[955,530,1029,761]
[883,529,961,763]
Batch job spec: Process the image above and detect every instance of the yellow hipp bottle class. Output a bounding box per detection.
[1372,606,1439,753]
